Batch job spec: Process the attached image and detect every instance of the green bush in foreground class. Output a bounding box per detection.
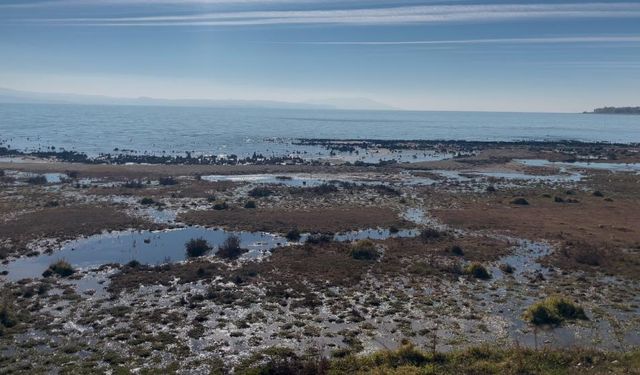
[42,260,75,278]
[524,295,588,326]
[236,343,640,375]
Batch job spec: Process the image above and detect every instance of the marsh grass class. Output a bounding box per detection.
[524,295,588,326]
[42,260,75,278]
[465,262,492,280]
[236,342,639,375]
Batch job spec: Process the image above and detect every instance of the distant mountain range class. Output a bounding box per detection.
[0,87,394,111]
[585,106,640,115]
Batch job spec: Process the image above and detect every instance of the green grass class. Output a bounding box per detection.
[524,295,588,326]
[464,262,492,280]
[236,343,640,375]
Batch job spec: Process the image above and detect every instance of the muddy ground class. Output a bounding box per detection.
[0,142,639,373]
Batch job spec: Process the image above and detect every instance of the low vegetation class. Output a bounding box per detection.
[510,197,529,205]
[499,263,515,274]
[0,296,17,335]
[123,180,144,188]
[464,262,491,280]
[306,233,333,244]
[285,228,301,242]
[289,183,339,195]
[237,343,640,375]
[450,245,464,256]
[42,260,75,278]
[139,197,155,205]
[248,186,274,198]
[212,201,229,210]
[350,239,379,260]
[185,238,211,258]
[158,176,177,186]
[420,228,445,242]
[27,175,47,185]
[524,295,588,326]
[217,235,246,259]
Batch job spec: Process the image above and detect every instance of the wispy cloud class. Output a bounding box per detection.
[27,3,640,26]
[272,36,640,45]
[1,0,320,7]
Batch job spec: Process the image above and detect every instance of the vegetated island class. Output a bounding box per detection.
[585,106,640,114]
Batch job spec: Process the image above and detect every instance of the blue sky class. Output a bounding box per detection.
[1,0,639,112]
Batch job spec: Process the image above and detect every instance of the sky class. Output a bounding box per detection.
[1,0,639,112]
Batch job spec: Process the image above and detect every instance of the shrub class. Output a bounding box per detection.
[185,238,211,258]
[499,263,515,274]
[524,296,588,326]
[217,235,246,259]
[450,245,464,256]
[126,260,142,268]
[123,180,143,188]
[27,175,47,185]
[389,226,400,234]
[42,260,75,278]
[554,196,565,203]
[65,170,79,178]
[45,200,59,207]
[158,176,177,186]
[0,170,4,177]
[592,190,604,197]
[465,262,491,280]
[306,233,333,244]
[140,197,155,205]
[0,298,17,330]
[420,228,444,242]
[510,198,529,205]
[213,201,229,210]
[312,183,338,195]
[292,183,339,195]
[248,187,274,198]
[486,185,496,193]
[286,229,301,242]
[350,240,379,260]
[244,200,256,209]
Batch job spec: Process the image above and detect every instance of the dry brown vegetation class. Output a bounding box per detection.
[432,189,640,278]
[180,207,411,233]
[0,206,156,258]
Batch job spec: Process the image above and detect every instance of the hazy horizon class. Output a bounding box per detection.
[1,0,640,112]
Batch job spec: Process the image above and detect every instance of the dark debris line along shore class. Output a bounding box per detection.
[2,138,639,165]
[0,146,306,166]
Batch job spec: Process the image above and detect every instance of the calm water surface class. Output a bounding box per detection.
[1,103,639,157]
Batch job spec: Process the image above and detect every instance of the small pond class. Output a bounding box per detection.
[1,224,423,281]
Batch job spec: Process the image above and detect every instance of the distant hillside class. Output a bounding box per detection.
[0,87,393,111]
[586,106,640,115]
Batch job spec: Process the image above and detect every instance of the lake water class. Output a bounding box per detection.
[1,103,639,158]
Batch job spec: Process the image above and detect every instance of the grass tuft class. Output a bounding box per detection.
[42,260,75,278]
[524,295,588,326]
